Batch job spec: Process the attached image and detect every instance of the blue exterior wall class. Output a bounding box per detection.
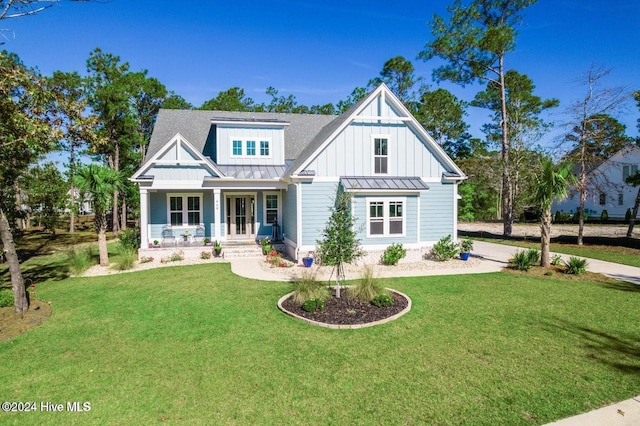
[300,181,337,246]
[282,184,298,244]
[216,125,285,165]
[420,183,455,242]
[353,194,418,245]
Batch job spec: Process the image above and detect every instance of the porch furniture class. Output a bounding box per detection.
[161,226,176,247]
[193,226,205,245]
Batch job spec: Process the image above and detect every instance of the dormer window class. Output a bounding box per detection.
[230,137,272,158]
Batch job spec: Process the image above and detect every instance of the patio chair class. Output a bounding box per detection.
[193,225,205,245]
[161,226,176,247]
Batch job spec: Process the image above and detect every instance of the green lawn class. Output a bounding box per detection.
[1,263,639,425]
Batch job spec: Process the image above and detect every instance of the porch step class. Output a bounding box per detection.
[220,244,263,259]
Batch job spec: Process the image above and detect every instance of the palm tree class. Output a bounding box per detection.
[533,159,576,267]
[76,164,122,266]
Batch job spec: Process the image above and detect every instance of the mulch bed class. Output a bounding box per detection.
[280,288,408,325]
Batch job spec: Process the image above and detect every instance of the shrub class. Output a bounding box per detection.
[625,208,632,222]
[291,271,329,303]
[348,265,387,302]
[139,256,154,264]
[371,294,393,308]
[572,211,588,223]
[200,251,211,259]
[553,211,571,222]
[564,256,588,274]
[114,246,137,271]
[67,246,95,275]
[161,251,184,263]
[551,254,563,266]
[600,209,609,221]
[301,298,325,312]
[118,228,140,251]
[459,238,473,252]
[430,235,458,261]
[381,243,406,265]
[0,289,13,308]
[508,248,540,271]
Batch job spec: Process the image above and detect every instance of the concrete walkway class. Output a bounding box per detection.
[229,240,640,425]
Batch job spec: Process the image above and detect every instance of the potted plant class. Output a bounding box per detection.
[302,252,314,268]
[150,240,161,248]
[213,240,222,257]
[459,238,473,261]
[203,238,211,246]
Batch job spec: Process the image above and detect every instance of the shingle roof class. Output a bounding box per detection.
[146,109,337,164]
[340,176,429,191]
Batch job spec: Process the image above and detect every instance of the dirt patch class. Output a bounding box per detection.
[459,222,636,239]
[0,299,52,342]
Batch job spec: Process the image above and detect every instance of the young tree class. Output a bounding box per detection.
[563,65,629,245]
[315,187,364,298]
[533,160,575,267]
[419,0,537,237]
[0,51,59,313]
[21,162,67,234]
[76,164,122,266]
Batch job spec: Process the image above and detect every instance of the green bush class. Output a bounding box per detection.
[381,243,406,265]
[625,208,632,222]
[114,246,137,271]
[551,254,563,266]
[600,210,609,221]
[572,211,588,223]
[118,228,140,251]
[67,246,95,275]
[430,235,458,261]
[301,298,324,312]
[564,256,588,275]
[0,289,14,308]
[371,294,393,308]
[553,211,571,222]
[459,238,473,252]
[508,248,540,271]
[348,265,387,302]
[291,271,328,303]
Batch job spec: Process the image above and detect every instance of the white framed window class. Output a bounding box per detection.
[619,193,624,206]
[246,140,256,156]
[623,164,638,181]
[230,137,272,158]
[599,192,606,206]
[366,197,405,238]
[263,192,281,225]
[373,136,389,174]
[167,193,202,226]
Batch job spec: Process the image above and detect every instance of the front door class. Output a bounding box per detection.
[226,195,255,239]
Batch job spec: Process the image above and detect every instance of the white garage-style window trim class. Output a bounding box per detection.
[366,197,405,238]
[263,191,281,226]
[167,193,203,226]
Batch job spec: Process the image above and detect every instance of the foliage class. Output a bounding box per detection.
[625,208,632,222]
[564,256,588,275]
[200,251,211,260]
[347,265,387,302]
[114,246,137,271]
[459,238,473,253]
[315,187,364,297]
[600,210,609,221]
[21,162,67,234]
[367,56,417,104]
[266,249,292,268]
[161,251,184,263]
[203,238,210,245]
[199,87,256,111]
[139,256,154,264]
[430,235,459,261]
[118,228,140,251]
[380,243,407,265]
[301,298,325,313]
[0,289,14,308]
[371,294,394,308]
[66,246,95,275]
[291,271,328,304]
[554,211,571,222]
[508,249,540,271]
[551,254,563,266]
[213,240,222,249]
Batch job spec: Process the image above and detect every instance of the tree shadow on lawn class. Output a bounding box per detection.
[541,318,640,375]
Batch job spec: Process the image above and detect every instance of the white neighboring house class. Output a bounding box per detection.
[66,188,93,215]
[553,145,640,219]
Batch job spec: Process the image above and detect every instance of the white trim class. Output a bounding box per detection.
[224,192,258,239]
[166,192,203,227]
[365,197,406,238]
[371,134,391,175]
[262,191,281,226]
[296,183,302,252]
[452,183,459,242]
[212,119,290,127]
[416,195,421,243]
[140,189,149,247]
[213,189,221,240]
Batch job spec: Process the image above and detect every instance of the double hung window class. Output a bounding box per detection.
[367,198,404,237]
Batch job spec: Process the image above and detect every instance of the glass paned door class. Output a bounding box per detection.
[227,195,255,239]
[235,197,247,235]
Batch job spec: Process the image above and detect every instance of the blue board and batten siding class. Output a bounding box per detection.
[305,123,447,178]
[300,181,337,246]
[282,184,298,244]
[216,126,285,165]
[420,183,455,242]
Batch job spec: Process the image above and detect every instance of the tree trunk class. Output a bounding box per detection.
[96,213,109,266]
[111,138,120,236]
[626,186,640,237]
[540,209,552,267]
[578,184,586,246]
[14,182,25,231]
[69,186,76,233]
[0,207,28,313]
[120,196,127,231]
[499,55,512,237]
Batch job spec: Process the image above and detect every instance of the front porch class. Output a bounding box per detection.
[138,239,287,261]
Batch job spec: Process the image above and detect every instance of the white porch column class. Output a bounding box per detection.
[214,189,221,239]
[140,188,149,248]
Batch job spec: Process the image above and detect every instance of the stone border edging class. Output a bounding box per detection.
[277,288,412,329]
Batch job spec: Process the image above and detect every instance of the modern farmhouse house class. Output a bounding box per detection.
[553,144,640,220]
[131,84,466,260]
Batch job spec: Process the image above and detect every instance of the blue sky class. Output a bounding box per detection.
[4,0,640,147]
